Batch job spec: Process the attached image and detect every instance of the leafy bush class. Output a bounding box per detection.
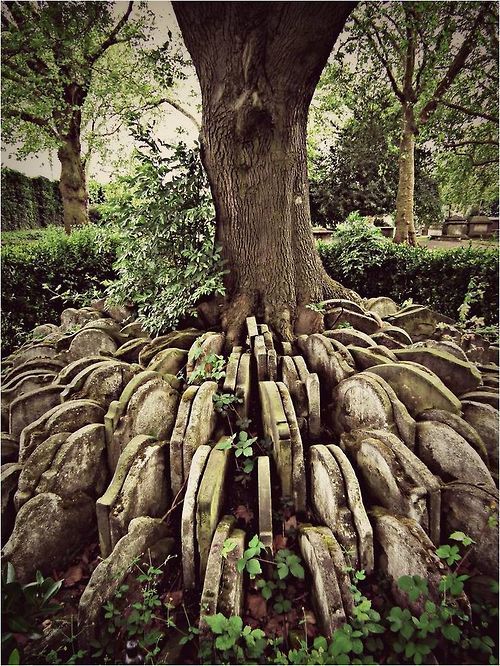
[319,221,499,325]
[1,225,118,355]
[103,126,225,336]
[1,168,63,231]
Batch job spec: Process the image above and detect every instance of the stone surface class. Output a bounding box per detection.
[367,362,461,416]
[259,381,292,499]
[277,382,306,512]
[169,385,199,498]
[348,346,392,371]
[60,361,137,407]
[223,349,242,393]
[417,409,489,464]
[218,527,246,618]
[186,332,225,381]
[54,356,111,386]
[298,334,355,399]
[322,298,366,315]
[298,526,347,638]
[65,328,117,362]
[1,463,22,542]
[387,306,454,342]
[2,492,95,583]
[114,338,150,364]
[181,445,212,590]
[60,307,101,332]
[257,456,273,553]
[4,358,65,386]
[460,391,499,410]
[370,508,451,613]
[78,517,171,648]
[2,374,56,429]
[109,442,168,551]
[197,444,231,581]
[377,326,413,346]
[254,334,268,381]
[310,445,361,569]
[235,352,251,420]
[392,348,481,396]
[182,381,218,489]
[19,399,105,463]
[365,296,399,318]
[324,328,377,349]
[411,339,468,362]
[325,309,380,335]
[461,401,499,470]
[1,433,19,465]
[306,373,321,441]
[9,344,58,369]
[199,515,236,621]
[9,385,63,438]
[139,329,200,366]
[370,332,407,350]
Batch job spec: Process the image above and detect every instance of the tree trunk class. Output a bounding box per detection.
[58,133,89,234]
[173,2,357,343]
[393,105,417,245]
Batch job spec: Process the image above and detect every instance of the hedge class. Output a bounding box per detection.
[319,238,499,326]
[1,167,63,231]
[1,226,118,355]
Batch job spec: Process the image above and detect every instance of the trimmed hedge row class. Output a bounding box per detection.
[1,167,63,231]
[319,239,499,325]
[1,227,118,355]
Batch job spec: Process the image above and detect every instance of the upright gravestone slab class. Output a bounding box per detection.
[277,382,306,512]
[298,334,355,399]
[235,352,251,420]
[61,361,138,408]
[9,344,58,369]
[324,328,376,349]
[461,401,499,470]
[259,381,292,499]
[64,328,118,362]
[182,381,218,487]
[170,385,199,498]
[199,515,236,621]
[1,463,23,542]
[9,385,64,438]
[147,348,188,377]
[257,457,273,554]
[417,409,489,464]
[196,443,231,581]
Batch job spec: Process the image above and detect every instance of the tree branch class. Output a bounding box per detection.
[159,94,201,130]
[438,99,498,124]
[3,108,60,140]
[88,0,134,66]
[419,4,489,124]
[444,139,498,148]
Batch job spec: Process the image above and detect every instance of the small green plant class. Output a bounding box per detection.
[187,351,226,385]
[202,614,267,664]
[212,391,241,413]
[216,430,258,474]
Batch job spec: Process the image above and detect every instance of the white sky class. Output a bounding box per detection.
[1,1,201,182]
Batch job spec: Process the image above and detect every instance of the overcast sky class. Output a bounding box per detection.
[1,1,200,182]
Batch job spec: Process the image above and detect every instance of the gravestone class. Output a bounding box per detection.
[461,401,499,470]
[170,385,199,497]
[9,385,63,437]
[257,456,273,554]
[324,328,377,349]
[199,515,236,621]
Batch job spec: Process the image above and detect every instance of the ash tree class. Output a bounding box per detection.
[1,1,188,233]
[343,1,498,244]
[172,2,357,344]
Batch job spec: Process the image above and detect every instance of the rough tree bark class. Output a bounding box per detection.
[173,2,357,344]
[393,105,417,245]
[58,132,89,234]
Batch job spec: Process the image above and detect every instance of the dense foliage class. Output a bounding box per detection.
[1,226,118,355]
[1,168,63,231]
[319,218,499,325]
[103,127,225,336]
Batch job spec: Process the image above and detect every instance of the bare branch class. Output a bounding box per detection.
[438,99,498,124]
[3,108,60,140]
[88,1,134,66]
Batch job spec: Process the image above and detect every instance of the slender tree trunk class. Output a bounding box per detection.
[173,2,357,343]
[394,106,417,245]
[58,133,89,234]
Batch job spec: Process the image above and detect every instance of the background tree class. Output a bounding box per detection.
[343,1,498,244]
[308,67,441,227]
[1,1,188,232]
[172,1,357,344]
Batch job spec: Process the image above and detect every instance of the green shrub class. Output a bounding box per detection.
[1,225,118,355]
[319,224,499,325]
[1,168,63,231]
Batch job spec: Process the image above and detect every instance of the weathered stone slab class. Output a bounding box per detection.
[78,517,171,648]
[96,434,156,557]
[110,375,179,472]
[322,298,366,315]
[218,527,246,618]
[223,349,242,393]
[298,334,355,398]
[114,338,150,364]
[306,373,321,441]
[331,374,396,437]
[411,339,468,362]
[387,307,454,342]
[181,445,212,590]
[416,421,495,489]
[460,391,499,410]
[186,333,225,381]
[197,444,231,581]
[1,463,22,542]
[65,328,117,362]
[392,348,481,396]
[417,408,489,464]
[344,430,440,541]
[325,308,380,335]
[298,526,347,638]
[9,344,58,369]
[19,399,104,463]
[169,385,199,497]
[109,442,168,551]
[254,334,268,381]
[1,433,19,465]
[9,385,63,438]
[246,316,259,340]
[310,445,360,569]
[328,338,356,366]
[292,355,310,382]
[139,329,200,366]
[120,321,148,339]
[235,352,251,420]
[259,381,292,499]
[461,401,499,470]
[267,348,278,381]
[183,381,218,487]
[370,508,451,613]
[370,345,398,362]
[441,484,498,578]
[36,424,108,500]
[60,307,101,332]
[348,346,392,371]
[2,491,95,583]
[370,332,407,350]
[14,432,70,510]
[365,296,399,318]
[54,357,109,386]
[367,362,461,416]
[257,456,273,554]
[199,515,236,621]
[61,361,137,408]
[277,382,306,512]
[324,328,377,348]
[376,326,413,346]
[32,323,59,339]
[326,445,374,573]
[4,358,65,386]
